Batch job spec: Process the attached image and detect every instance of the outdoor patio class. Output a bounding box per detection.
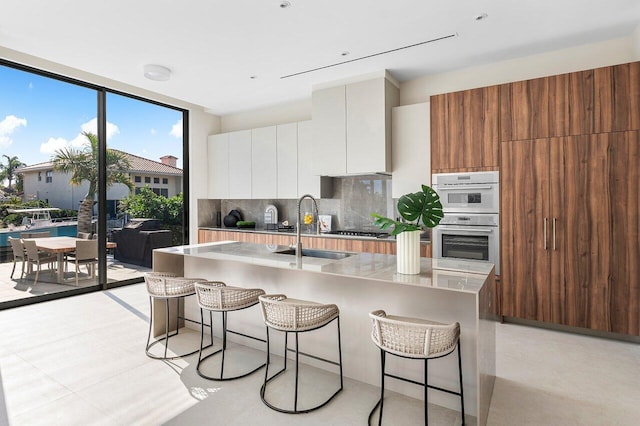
[0,256,149,304]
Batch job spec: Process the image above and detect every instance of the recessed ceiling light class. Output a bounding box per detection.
[279,1,291,8]
[341,51,350,57]
[143,64,171,81]
[249,75,258,80]
[474,13,488,21]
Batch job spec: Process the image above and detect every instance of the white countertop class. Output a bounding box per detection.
[156,241,493,294]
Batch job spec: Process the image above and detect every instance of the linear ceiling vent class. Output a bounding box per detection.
[280,33,458,79]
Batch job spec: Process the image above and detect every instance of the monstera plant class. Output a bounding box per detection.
[371,184,444,236]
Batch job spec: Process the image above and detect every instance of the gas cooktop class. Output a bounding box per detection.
[326,230,390,238]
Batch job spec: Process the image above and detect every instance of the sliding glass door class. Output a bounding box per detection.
[0,59,188,307]
[103,92,186,288]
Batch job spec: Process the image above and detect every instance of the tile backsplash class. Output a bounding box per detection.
[198,175,396,231]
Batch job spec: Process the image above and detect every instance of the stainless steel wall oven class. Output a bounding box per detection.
[432,172,500,274]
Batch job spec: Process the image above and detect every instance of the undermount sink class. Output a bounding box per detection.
[274,248,353,260]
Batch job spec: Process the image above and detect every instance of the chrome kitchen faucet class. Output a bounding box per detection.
[296,194,320,262]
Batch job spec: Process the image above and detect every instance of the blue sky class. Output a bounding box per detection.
[0,64,184,172]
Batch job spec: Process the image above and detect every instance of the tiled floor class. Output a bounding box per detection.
[0,258,149,304]
[0,283,638,425]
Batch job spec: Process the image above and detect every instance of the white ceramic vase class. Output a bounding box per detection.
[396,229,421,274]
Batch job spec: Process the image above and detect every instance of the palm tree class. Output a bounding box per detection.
[52,131,133,233]
[0,154,25,189]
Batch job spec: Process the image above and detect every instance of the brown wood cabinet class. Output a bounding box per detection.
[500,77,550,142]
[501,131,639,335]
[430,86,499,172]
[198,229,432,258]
[594,62,640,133]
[548,69,595,137]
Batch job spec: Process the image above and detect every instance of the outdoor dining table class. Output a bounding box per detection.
[23,236,116,284]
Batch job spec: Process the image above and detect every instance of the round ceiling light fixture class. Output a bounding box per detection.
[474,13,488,21]
[143,64,171,81]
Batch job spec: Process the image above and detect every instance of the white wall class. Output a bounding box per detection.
[0,45,220,243]
[633,23,640,59]
[220,98,310,132]
[399,35,639,105]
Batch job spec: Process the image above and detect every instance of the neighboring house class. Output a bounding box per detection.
[16,152,182,217]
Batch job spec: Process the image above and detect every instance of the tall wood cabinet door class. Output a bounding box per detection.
[500,78,550,142]
[430,87,499,171]
[501,139,557,322]
[430,93,448,170]
[464,86,499,168]
[554,132,640,335]
[548,70,595,137]
[594,62,640,133]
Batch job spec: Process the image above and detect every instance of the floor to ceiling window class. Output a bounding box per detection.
[0,60,188,307]
[103,92,186,288]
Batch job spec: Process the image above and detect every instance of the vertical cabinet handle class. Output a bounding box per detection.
[552,218,557,251]
[543,217,547,250]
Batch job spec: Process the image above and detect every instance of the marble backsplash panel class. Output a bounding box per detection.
[198,175,396,231]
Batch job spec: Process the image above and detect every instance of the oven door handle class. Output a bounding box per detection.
[437,185,494,191]
[437,226,494,233]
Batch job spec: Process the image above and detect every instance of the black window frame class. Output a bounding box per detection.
[0,57,190,309]
[134,176,141,183]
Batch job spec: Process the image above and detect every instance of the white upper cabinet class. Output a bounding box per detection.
[251,126,277,199]
[276,122,298,199]
[228,130,252,199]
[297,120,321,198]
[207,133,229,199]
[346,78,396,174]
[312,75,399,176]
[311,85,347,175]
[391,102,431,198]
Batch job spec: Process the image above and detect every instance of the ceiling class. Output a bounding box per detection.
[1,1,639,116]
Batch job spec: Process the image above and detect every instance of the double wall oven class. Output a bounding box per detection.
[432,171,500,274]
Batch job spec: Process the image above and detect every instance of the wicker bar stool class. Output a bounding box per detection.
[368,310,465,426]
[194,281,266,381]
[144,272,211,360]
[258,294,343,414]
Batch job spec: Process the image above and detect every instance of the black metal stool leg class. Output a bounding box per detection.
[164,299,170,359]
[458,342,465,426]
[424,358,429,426]
[379,349,385,426]
[294,332,300,411]
[337,317,343,389]
[220,311,227,379]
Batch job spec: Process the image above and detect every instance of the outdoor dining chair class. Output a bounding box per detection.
[23,239,57,285]
[66,239,98,286]
[8,237,26,280]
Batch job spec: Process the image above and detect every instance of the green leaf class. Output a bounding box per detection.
[371,184,443,235]
[370,213,421,236]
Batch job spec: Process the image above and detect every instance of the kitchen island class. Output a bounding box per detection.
[153,241,496,425]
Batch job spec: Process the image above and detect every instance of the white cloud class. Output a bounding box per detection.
[28,82,34,90]
[40,118,120,154]
[80,118,119,140]
[150,128,157,135]
[40,137,69,154]
[0,115,28,148]
[170,119,182,138]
